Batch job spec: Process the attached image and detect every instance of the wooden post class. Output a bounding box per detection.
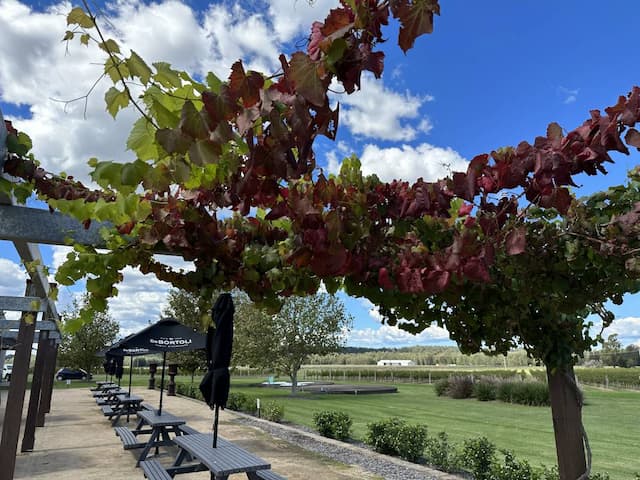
[36,338,57,426]
[547,364,587,480]
[21,330,48,451]
[0,281,38,480]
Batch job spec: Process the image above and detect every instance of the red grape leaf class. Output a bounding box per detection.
[625,128,640,150]
[228,61,264,108]
[395,0,439,53]
[289,52,326,107]
[505,227,526,255]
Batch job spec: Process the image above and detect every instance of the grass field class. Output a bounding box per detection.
[226,377,639,479]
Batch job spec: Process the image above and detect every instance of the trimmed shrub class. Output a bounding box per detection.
[365,417,427,462]
[425,431,459,472]
[461,436,496,480]
[261,401,284,422]
[492,450,535,480]
[474,379,498,401]
[313,410,352,441]
[226,392,248,411]
[434,378,450,396]
[448,375,474,399]
[175,383,204,400]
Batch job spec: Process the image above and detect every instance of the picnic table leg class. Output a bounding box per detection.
[133,417,145,434]
[136,429,160,467]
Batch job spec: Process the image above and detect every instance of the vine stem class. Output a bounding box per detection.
[81,0,159,130]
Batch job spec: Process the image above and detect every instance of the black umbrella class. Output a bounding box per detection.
[199,293,234,448]
[118,318,206,415]
[103,337,151,396]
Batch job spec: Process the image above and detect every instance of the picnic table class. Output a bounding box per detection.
[103,393,144,425]
[91,381,117,391]
[114,409,186,466]
[165,433,285,479]
[95,388,127,405]
[92,385,122,397]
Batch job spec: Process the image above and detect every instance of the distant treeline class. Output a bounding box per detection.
[308,346,533,367]
[309,344,640,368]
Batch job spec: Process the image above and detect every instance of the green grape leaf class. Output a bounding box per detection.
[62,31,74,41]
[156,128,192,155]
[127,51,152,85]
[180,100,208,139]
[188,140,220,166]
[104,87,129,118]
[67,7,94,28]
[206,72,223,94]
[153,62,182,88]
[80,33,90,45]
[127,118,159,161]
[99,38,120,54]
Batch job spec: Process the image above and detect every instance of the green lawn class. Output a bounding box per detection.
[226,377,639,479]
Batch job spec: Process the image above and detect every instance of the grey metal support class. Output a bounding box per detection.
[0,280,38,480]
[21,329,48,452]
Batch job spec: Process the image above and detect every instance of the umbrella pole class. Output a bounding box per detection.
[128,355,133,397]
[158,351,167,415]
[213,405,219,448]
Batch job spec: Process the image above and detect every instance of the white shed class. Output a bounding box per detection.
[376,359,415,366]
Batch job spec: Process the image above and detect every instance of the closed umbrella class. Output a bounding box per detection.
[199,293,234,448]
[118,318,206,414]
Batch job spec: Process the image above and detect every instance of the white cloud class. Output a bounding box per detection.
[267,0,339,43]
[359,143,468,183]
[336,75,434,141]
[348,324,451,348]
[602,316,640,345]
[558,86,579,104]
[0,257,28,296]
[346,298,451,348]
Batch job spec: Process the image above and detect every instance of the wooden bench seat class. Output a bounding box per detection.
[113,426,145,450]
[101,405,114,416]
[141,402,154,411]
[256,470,287,480]
[140,459,172,480]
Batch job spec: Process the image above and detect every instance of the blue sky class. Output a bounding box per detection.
[1,0,640,348]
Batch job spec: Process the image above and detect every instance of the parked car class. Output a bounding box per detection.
[2,363,12,381]
[55,367,92,381]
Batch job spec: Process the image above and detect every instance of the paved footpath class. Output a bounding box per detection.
[8,386,382,480]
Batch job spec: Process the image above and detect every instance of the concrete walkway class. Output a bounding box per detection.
[8,386,382,479]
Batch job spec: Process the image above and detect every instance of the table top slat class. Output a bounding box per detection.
[137,409,185,427]
[174,433,270,476]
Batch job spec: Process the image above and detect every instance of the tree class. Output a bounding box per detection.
[3,2,640,478]
[234,292,352,394]
[162,288,209,382]
[58,296,119,376]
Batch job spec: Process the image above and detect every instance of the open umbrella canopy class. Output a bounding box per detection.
[118,318,206,352]
[118,317,206,414]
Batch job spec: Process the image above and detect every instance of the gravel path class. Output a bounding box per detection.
[233,414,463,480]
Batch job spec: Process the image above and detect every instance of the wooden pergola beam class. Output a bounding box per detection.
[0,296,51,313]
